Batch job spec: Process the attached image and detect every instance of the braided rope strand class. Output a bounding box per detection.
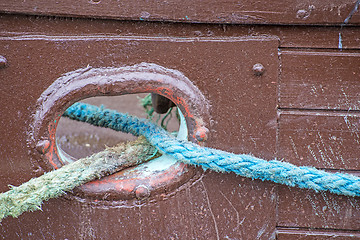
[64,102,360,197]
[0,137,157,222]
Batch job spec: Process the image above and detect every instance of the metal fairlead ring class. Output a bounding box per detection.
[30,63,210,202]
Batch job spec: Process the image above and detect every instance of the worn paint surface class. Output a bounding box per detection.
[279,49,360,110]
[278,111,360,169]
[1,0,360,25]
[0,12,359,239]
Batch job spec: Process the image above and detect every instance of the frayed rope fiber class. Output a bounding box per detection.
[63,102,360,198]
[1,102,359,222]
[0,137,158,222]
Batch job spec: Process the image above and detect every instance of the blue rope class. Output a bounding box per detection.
[63,102,360,197]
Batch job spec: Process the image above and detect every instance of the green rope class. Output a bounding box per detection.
[3,96,359,222]
[0,137,158,222]
[0,94,173,222]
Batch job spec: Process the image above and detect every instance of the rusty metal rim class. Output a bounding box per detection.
[29,62,210,201]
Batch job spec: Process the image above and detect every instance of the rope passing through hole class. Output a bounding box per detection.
[1,102,359,222]
[63,102,360,198]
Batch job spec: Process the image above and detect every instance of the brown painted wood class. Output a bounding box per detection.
[277,228,360,239]
[277,185,360,231]
[2,14,360,50]
[279,49,360,111]
[0,35,278,238]
[277,110,360,170]
[1,12,360,239]
[0,35,279,161]
[0,0,360,25]
[0,173,277,239]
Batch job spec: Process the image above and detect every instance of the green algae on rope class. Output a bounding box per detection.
[1,102,360,223]
[0,137,158,222]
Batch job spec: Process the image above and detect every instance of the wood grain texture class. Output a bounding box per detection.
[277,186,360,231]
[277,110,360,170]
[0,35,279,165]
[1,13,360,238]
[279,50,360,111]
[0,0,359,25]
[0,172,277,239]
[277,228,360,239]
[0,36,278,238]
[2,15,360,50]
